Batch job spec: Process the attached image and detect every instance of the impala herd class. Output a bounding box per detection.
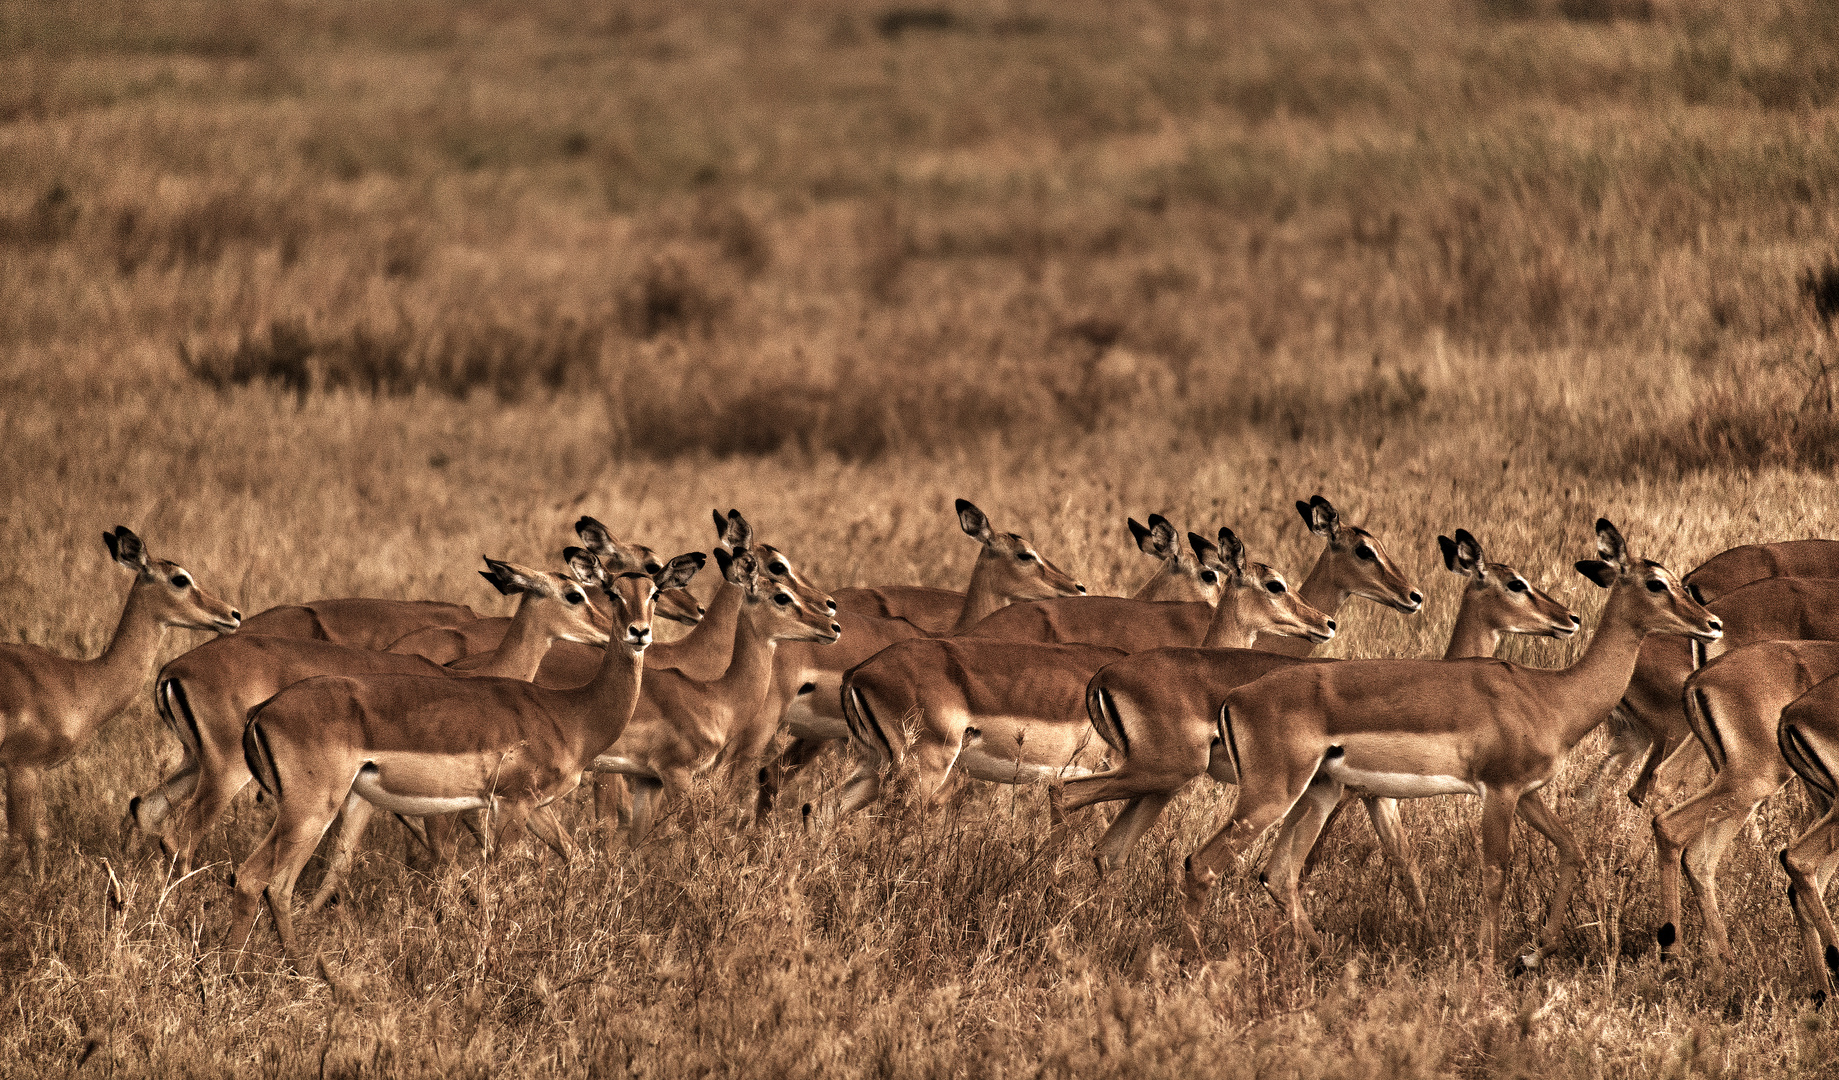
[7,503,1839,998]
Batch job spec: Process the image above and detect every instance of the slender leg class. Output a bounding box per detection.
[1259,776,1342,953]
[1180,763,1317,961]
[1783,806,1839,998]
[3,766,46,878]
[524,805,575,862]
[760,737,829,821]
[1093,793,1179,869]
[1476,791,1517,967]
[130,760,199,834]
[230,793,344,971]
[593,773,632,843]
[1513,792,1583,972]
[1296,794,1353,879]
[307,796,378,913]
[1363,797,1427,912]
[624,777,665,848]
[168,770,253,875]
[1655,772,1785,963]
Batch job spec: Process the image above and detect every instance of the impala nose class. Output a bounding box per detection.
[229,609,242,622]
[1706,618,1723,634]
[629,624,652,645]
[1570,614,1582,626]
[1075,584,1087,594]
[1408,590,1423,607]
[830,621,842,635]
[827,599,838,614]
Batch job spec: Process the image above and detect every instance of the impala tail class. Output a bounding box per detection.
[243,717,283,800]
[1085,684,1129,757]
[1780,721,1837,817]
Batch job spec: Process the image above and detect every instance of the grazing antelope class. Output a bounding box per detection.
[227,553,696,969]
[755,499,1084,816]
[587,547,840,845]
[1778,676,1839,999]
[1178,519,1719,971]
[957,495,1419,653]
[1651,641,1839,966]
[130,554,620,876]
[0,527,240,876]
[1062,529,1579,878]
[835,529,1332,816]
[385,516,705,664]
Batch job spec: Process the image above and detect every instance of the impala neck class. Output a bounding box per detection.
[1296,542,1344,616]
[1199,591,1266,649]
[1549,584,1652,752]
[83,584,170,732]
[951,555,1016,634]
[649,579,741,667]
[563,638,647,762]
[1132,562,1196,604]
[1442,589,1501,660]
[473,596,559,681]
[710,602,783,725]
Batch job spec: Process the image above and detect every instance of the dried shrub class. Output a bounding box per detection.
[113,191,305,275]
[619,253,731,338]
[0,182,78,248]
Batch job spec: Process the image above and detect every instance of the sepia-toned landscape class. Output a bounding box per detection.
[4,0,1839,1074]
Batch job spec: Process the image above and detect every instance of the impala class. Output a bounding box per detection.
[835,529,1332,815]
[1651,640,1839,966]
[130,553,621,875]
[1683,539,1839,604]
[1177,519,1719,970]
[833,511,1223,632]
[385,516,704,663]
[1777,674,1839,999]
[755,499,1084,816]
[1061,529,1579,880]
[956,495,1419,653]
[587,547,840,844]
[0,527,240,876]
[228,552,697,969]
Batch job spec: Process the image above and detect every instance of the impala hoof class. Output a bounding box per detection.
[1508,953,1538,977]
[1657,922,1676,950]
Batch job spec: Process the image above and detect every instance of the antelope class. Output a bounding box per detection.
[586,547,840,845]
[956,495,1420,653]
[227,552,696,969]
[754,499,1084,816]
[0,527,240,876]
[385,516,704,663]
[1580,538,1839,805]
[129,554,621,876]
[1061,529,1579,879]
[832,511,1223,633]
[1651,640,1839,966]
[835,529,1333,815]
[236,599,475,652]
[1777,675,1839,999]
[1594,577,1839,808]
[1177,519,1720,971]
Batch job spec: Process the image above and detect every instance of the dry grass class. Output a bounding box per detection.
[4,0,1839,1075]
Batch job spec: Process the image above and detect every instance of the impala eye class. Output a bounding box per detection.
[565,591,585,605]
[1354,545,1376,562]
[1265,580,1286,594]
[773,592,794,605]
[170,574,191,588]
[1017,551,1036,562]
[644,562,662,575]
[1508,579,1529,594]
[1646,579,1666,593]
[1200,571,1219,585]
[770,562,788,575]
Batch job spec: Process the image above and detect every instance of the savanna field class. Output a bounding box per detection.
[4,0,1839,1074]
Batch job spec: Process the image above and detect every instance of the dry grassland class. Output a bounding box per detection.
[4,0,1839,1075]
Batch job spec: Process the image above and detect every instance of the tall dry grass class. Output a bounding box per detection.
[4,0,1839,1075]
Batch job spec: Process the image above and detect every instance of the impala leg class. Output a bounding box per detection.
[760,737,829,822]
[1297,795,1353,881]
[167,770,252,876]
[307,796,378,913]
[230,793,342,971]
[1091,793,1178,870]
[1783,807,1839,999]
[524,805,575,863]
[1362,796,1426,912]
[1655,771,1783,964]
[1512,792,1582,972]
[593,773,632,843]
[1259,776,1341,954]
[1180,766,1314,961]
[624,777,665,848]
[2,765,46,878]
[487,800,533,862]
[1477,791,1517,968]
[421,813,462,863]
[1626,732,1679,809]
[1577,712,1647,809]
[130,759,199,835]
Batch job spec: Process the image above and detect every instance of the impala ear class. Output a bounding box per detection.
[562,546,606,587]
[723,509,753,551]
[564,547,603,586]
[956,499,994,545]
[1216,526,1247,577]
[1574,560,1617,588]
[1300,496,1338,537]
[1131,515,1178,559]
[655,551,705,592]
[106,527,149,572]
[1437,535,1460,573]
[1595,517,1630,570]
[723,547,759,590]
[480,558,521,596]
[1187,530,1221,567]
[1452,528,1485,580]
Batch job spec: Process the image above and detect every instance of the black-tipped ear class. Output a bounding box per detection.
[722,546,758,589]
[106,526,147,570]
[1575,560,1617,588]
[713,547,734,578]
[1437,535,1460,573]
[725,509,753,551]
[564,546,603,586]
[1127,516,1152,550]
[1217,526,1247,575]
[956,499,993,544]
[1595,517,1629,568]
[1452,528,1484,578]
[1187,530,1220,566]
[479,558,521,596]
[713,509,728,537]
[1301,496,1338,536]
[1131,515,1177,559]
[574,515,615,556]
[655,551,706,591]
